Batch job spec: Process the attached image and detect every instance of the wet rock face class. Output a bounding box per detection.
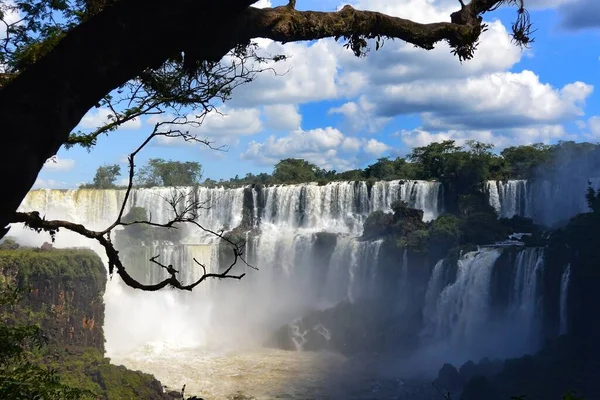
[0,248,107,352]
[268,300,422,358]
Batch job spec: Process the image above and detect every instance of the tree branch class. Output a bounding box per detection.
[9,118,255,291]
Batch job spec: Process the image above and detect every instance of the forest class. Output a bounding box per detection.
[84,140,600,190]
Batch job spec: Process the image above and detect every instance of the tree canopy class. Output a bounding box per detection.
[82,164,121,189]
[0,0,532,236]
[135,158,203,187]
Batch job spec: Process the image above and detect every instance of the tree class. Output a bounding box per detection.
[408,140,462,180]
[0,0,533,235]
[272,158,319,183]
[501,143,551,179]
[586,182,600,214]
[84,164,121,189]
[365,157,396,180]
[136,158,203,187]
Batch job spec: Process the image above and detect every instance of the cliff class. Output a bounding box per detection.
[0,246,177,400]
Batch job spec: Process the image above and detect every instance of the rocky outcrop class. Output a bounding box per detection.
[0,246,177,399]
[268,300,422,358]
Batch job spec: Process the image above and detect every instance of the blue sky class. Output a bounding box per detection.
[35,0,600,188]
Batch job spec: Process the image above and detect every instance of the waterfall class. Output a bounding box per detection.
[486,178,600,226]
[419,247,547,364]
[508,247,545,352]
[559,264,571,335]
[422,259,446,328]
[485,180,531,219]
[426,249,502,353]
[258,180,442,233]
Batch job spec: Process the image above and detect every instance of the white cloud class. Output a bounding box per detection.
[371,71,593,130]
[578,116,600,140]
[43,156,76,172]
[148,106,263,147]
[589,116,600,136]
[242,127,348,169]
[364,138,391,156]
[229,39,342,106]
[329,98,391,133]
[398,125,570,149]
[241,126,393,170]
[79,108,142,130]
[263,104,302,130]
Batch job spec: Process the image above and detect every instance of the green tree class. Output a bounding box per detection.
[0,0,532,233]
[365,157,396,180]
[136,158,202,187]
[272,159,320,183]
[501,143,552,179]
[86,164,121,189]
[586,182,600,214]
[408,140,462,180]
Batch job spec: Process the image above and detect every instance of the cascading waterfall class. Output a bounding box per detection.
[485,180,531,219]
[17,181,442,347]
[559,264,571,335]
[419,247,547,364]
[425,249,502,357]
[486,178,600,226]
[508,247,545,353]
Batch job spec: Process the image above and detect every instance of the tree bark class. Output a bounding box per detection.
[0,0,505,235]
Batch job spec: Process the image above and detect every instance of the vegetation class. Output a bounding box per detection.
[0,287,90,400]
[81,164,121,189]
[135,158,203,187]
[193,141,600,191]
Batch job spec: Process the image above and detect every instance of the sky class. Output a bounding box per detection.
[34,0,600,188]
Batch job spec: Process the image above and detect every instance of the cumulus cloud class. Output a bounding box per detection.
[43,156,76,172]
[241,126,391,170]
[372,71,593,130]
[148,106,263,147]
[263,104,302,130]
[229,39,343,106]
[558,0,600,30]
[365,138,391,156]
[398,124,570,149]
[79,108,142,130]
[329,98,391,133]
[577,116,600,140]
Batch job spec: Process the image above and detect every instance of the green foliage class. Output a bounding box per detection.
[408,140,461,180]
[272,158,320,183]
[81,164,121,189]
[0,287,92,400]
[501,143,551,179]
[136,158,202,187]
[0,247,106,285]
[0,237,19,250]
[363,210,393,238]
[428,214,462,251]
[585,182,600,213]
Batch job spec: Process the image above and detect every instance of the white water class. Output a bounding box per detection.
[559,264,571,335]
[486,178,600,226]
[418,247,546,367]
